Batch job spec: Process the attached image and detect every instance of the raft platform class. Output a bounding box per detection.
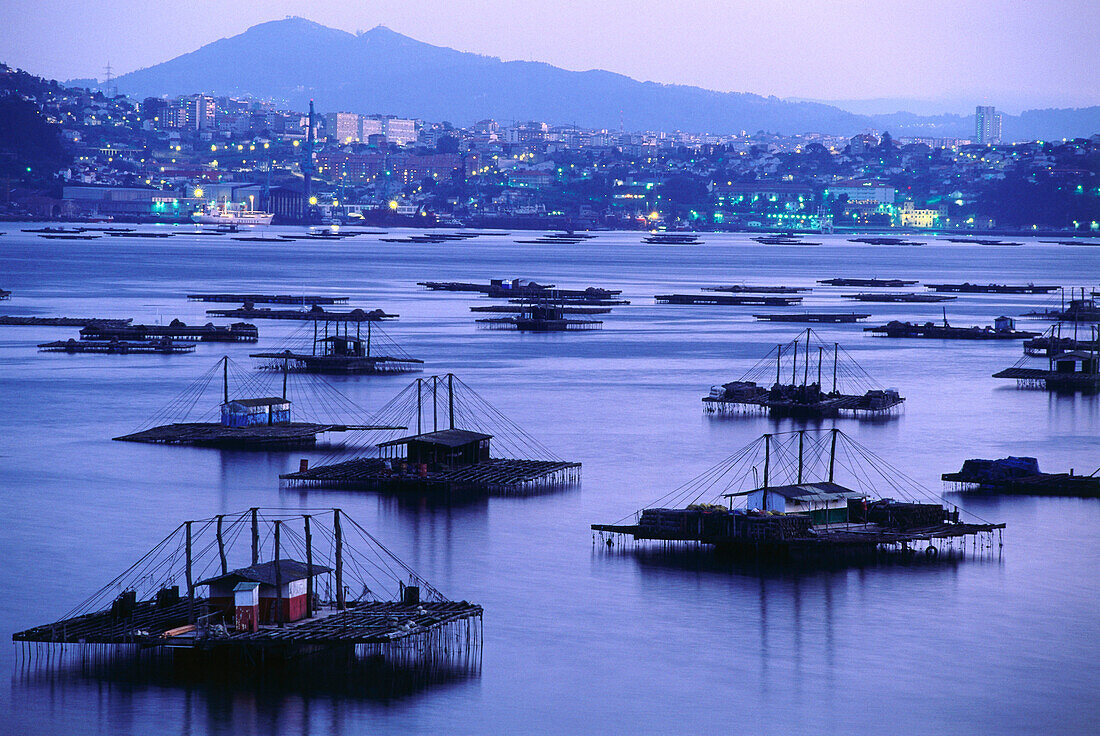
[115,422,336,449]
[115,357,405,448]
[593,515,1001,558]
[848,237,924,246]
[207,306,396,322]
[754,313,870,323]
[13,509,483,682]
[943,457,1100,497]
[418,279,622,301]
[703,285,811,294]
[81,320,258,343]
[592,430,1004,563]
[471,304,611,314]
[841,292,956,303]
[282,457,581,495]
[704,329,905,418]
[993,366,1100,390]
[39,338,195,354]
[866,320,1038,340]
[0,316,132,327]
[924,283,1058,294]
[942,238,1021,245]
[818,278,918,287]
[655,294,802,306]
[704,385,904,417]
[188,294,349,305]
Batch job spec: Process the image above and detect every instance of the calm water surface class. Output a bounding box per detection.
[1,225,1098,734]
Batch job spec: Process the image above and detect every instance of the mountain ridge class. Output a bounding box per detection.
[108,18,1099,139]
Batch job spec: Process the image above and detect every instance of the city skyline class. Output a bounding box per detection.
[2,1,1098,114]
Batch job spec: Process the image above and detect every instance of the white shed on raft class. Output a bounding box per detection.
[732,481,867,524]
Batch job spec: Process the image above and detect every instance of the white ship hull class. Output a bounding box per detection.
[192,212,274,226]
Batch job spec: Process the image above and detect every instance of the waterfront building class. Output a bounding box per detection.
[825,179,896,205]
[61,185,196,218]
[897,200,940,228]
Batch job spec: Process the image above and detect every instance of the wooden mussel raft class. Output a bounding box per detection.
[754,313,870,323]
[592,429,1004,563]
[251,317,423,373]
[206,303,397,322]
[866,313,1039,340]
[475,297,603,331]
[924,282,1059,294]
[752,235,821,245]
[704,284,812,294]
[188,293,349,305]
[841,292,955,303]
[13,508,483,685]
[81,319,259,343]
[655,293,803,306]
[643,233,704,245]
[514,232,597,245]
[114,356,403,449]
[847,237,924,246]
[281,374,581,495]
[818,278,918,288]
[993,326,1100,391]
[943,457,1100,497]
[39,337,196,354]
[0,316,132,327]
[704,328,904,418]
[419,278,624,305]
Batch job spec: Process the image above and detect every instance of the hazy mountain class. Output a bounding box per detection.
[111,18,865,134]
[111,18,1099,140]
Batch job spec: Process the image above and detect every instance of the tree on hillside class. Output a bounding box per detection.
[0,95,69,180]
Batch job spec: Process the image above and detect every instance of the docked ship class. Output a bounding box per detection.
[192,200,274,226]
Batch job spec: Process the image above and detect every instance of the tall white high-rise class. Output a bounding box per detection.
[975,106,1002,144]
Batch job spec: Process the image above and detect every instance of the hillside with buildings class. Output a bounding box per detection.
[2,62,1097,232]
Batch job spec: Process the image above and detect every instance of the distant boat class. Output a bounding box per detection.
[192,199,274,226]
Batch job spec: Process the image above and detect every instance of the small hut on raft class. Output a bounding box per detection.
[703,328,904,418]
[592,429,1004,564]
[12,508,483,683]
[281,374,580,495]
